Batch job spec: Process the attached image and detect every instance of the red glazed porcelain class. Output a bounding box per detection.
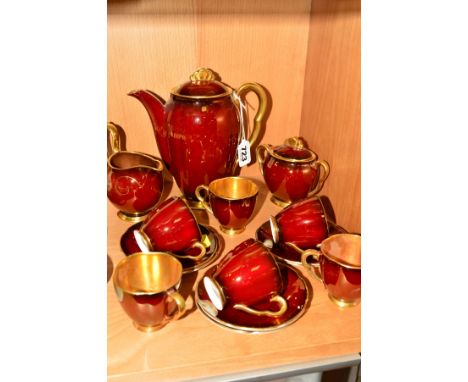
[256,219,347,265]
[195,177,258,235]
[128,68,268,209]
[113,252,186,332]
[121,222,222,274]
[270,196,329,250]
[107,122,164,222]
[299,234,361,308]
[196,261,309,332]
[257,137,329,207]
[203,239,287,317]
[135,196,210,261]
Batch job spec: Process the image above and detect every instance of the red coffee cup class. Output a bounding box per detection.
[113,252,186,332]
[107,122,164,222]
[203,239,288,317]
[135,196,209,260]
[269,196,329,250]
[195,177,258,235]
[295,234,361,308]
[257,137,330,207]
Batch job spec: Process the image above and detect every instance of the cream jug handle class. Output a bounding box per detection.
[107,122,122,155]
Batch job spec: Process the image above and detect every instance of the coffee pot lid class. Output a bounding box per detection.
[171,68,232,100]
[271,137,317,163]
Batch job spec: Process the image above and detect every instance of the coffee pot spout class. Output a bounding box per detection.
[128,89,171,168]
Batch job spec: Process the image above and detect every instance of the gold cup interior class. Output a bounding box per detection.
[208,177,258,200]
[321,234,361,269]
[109,151,160,170]
[113,253,182,295]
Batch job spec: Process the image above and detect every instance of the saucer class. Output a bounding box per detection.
[120,223,223,274]
[255,221,305,265]
[195,262,311,333]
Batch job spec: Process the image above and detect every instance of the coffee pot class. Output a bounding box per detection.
[129,68,267,209]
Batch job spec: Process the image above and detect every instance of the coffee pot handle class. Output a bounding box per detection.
[165,291,186,322]
[307,159,330,197]
[107,122,122,155]
[235,83,268,148]
[233,295,288,318]
[195,185,213,214]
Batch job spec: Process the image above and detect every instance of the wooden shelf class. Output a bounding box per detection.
[107,170,360,381]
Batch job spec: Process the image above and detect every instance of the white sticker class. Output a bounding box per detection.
[237,139,251,167]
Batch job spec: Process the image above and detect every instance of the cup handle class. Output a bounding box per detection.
[195,185,213,214]
[235,83,268,148]
[307,159,330,197]
[287,242,323,282]
[183,241,206,261]
[256,144,272,177]
[107,122,122,155]
[165,291,186,322]
[233,295,288,318]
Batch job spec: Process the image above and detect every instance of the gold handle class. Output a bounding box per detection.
[233,295,288,318]
[195,185,213,214]
[107,122,121,155]
[174,241,206,261]
[165,291,186,322]
[308,159,330,197]
[287,242,323,282]
[235,83,268,148]
[256,144,272,177]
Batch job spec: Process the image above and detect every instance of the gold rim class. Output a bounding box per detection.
[133,321,165,332]
[220,226,246,235]
[179,197,205,241]
[270,195,291,208]
[113,252,182,295]
[108,151,164,172]
[195,262,311,334]
[117,211,148,223]
[328,294,360,308]
[207,177,258,201]
[320,233,361,269]
[171,87,232,100]
[263,143,318,164]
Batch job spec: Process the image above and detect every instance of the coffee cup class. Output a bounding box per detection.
[134,196,210,261]
[113,252,186,332]
[203,239,287,317]
[269,196,329,250]
[107,122,165,222]
[195,177,258,235]
[293,234,361,308]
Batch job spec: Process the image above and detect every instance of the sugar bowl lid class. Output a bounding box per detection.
[269,137,317,163]
[171,68,232,100]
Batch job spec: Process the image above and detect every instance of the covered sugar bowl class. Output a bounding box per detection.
[256,137,330,207]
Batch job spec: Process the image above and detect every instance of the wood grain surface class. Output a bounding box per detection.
[107,1,361,379]
[107,174,360,381]
[299,0,361,233]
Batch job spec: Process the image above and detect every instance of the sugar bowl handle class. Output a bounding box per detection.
[308,159,330,196]
[256,143,273,176]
